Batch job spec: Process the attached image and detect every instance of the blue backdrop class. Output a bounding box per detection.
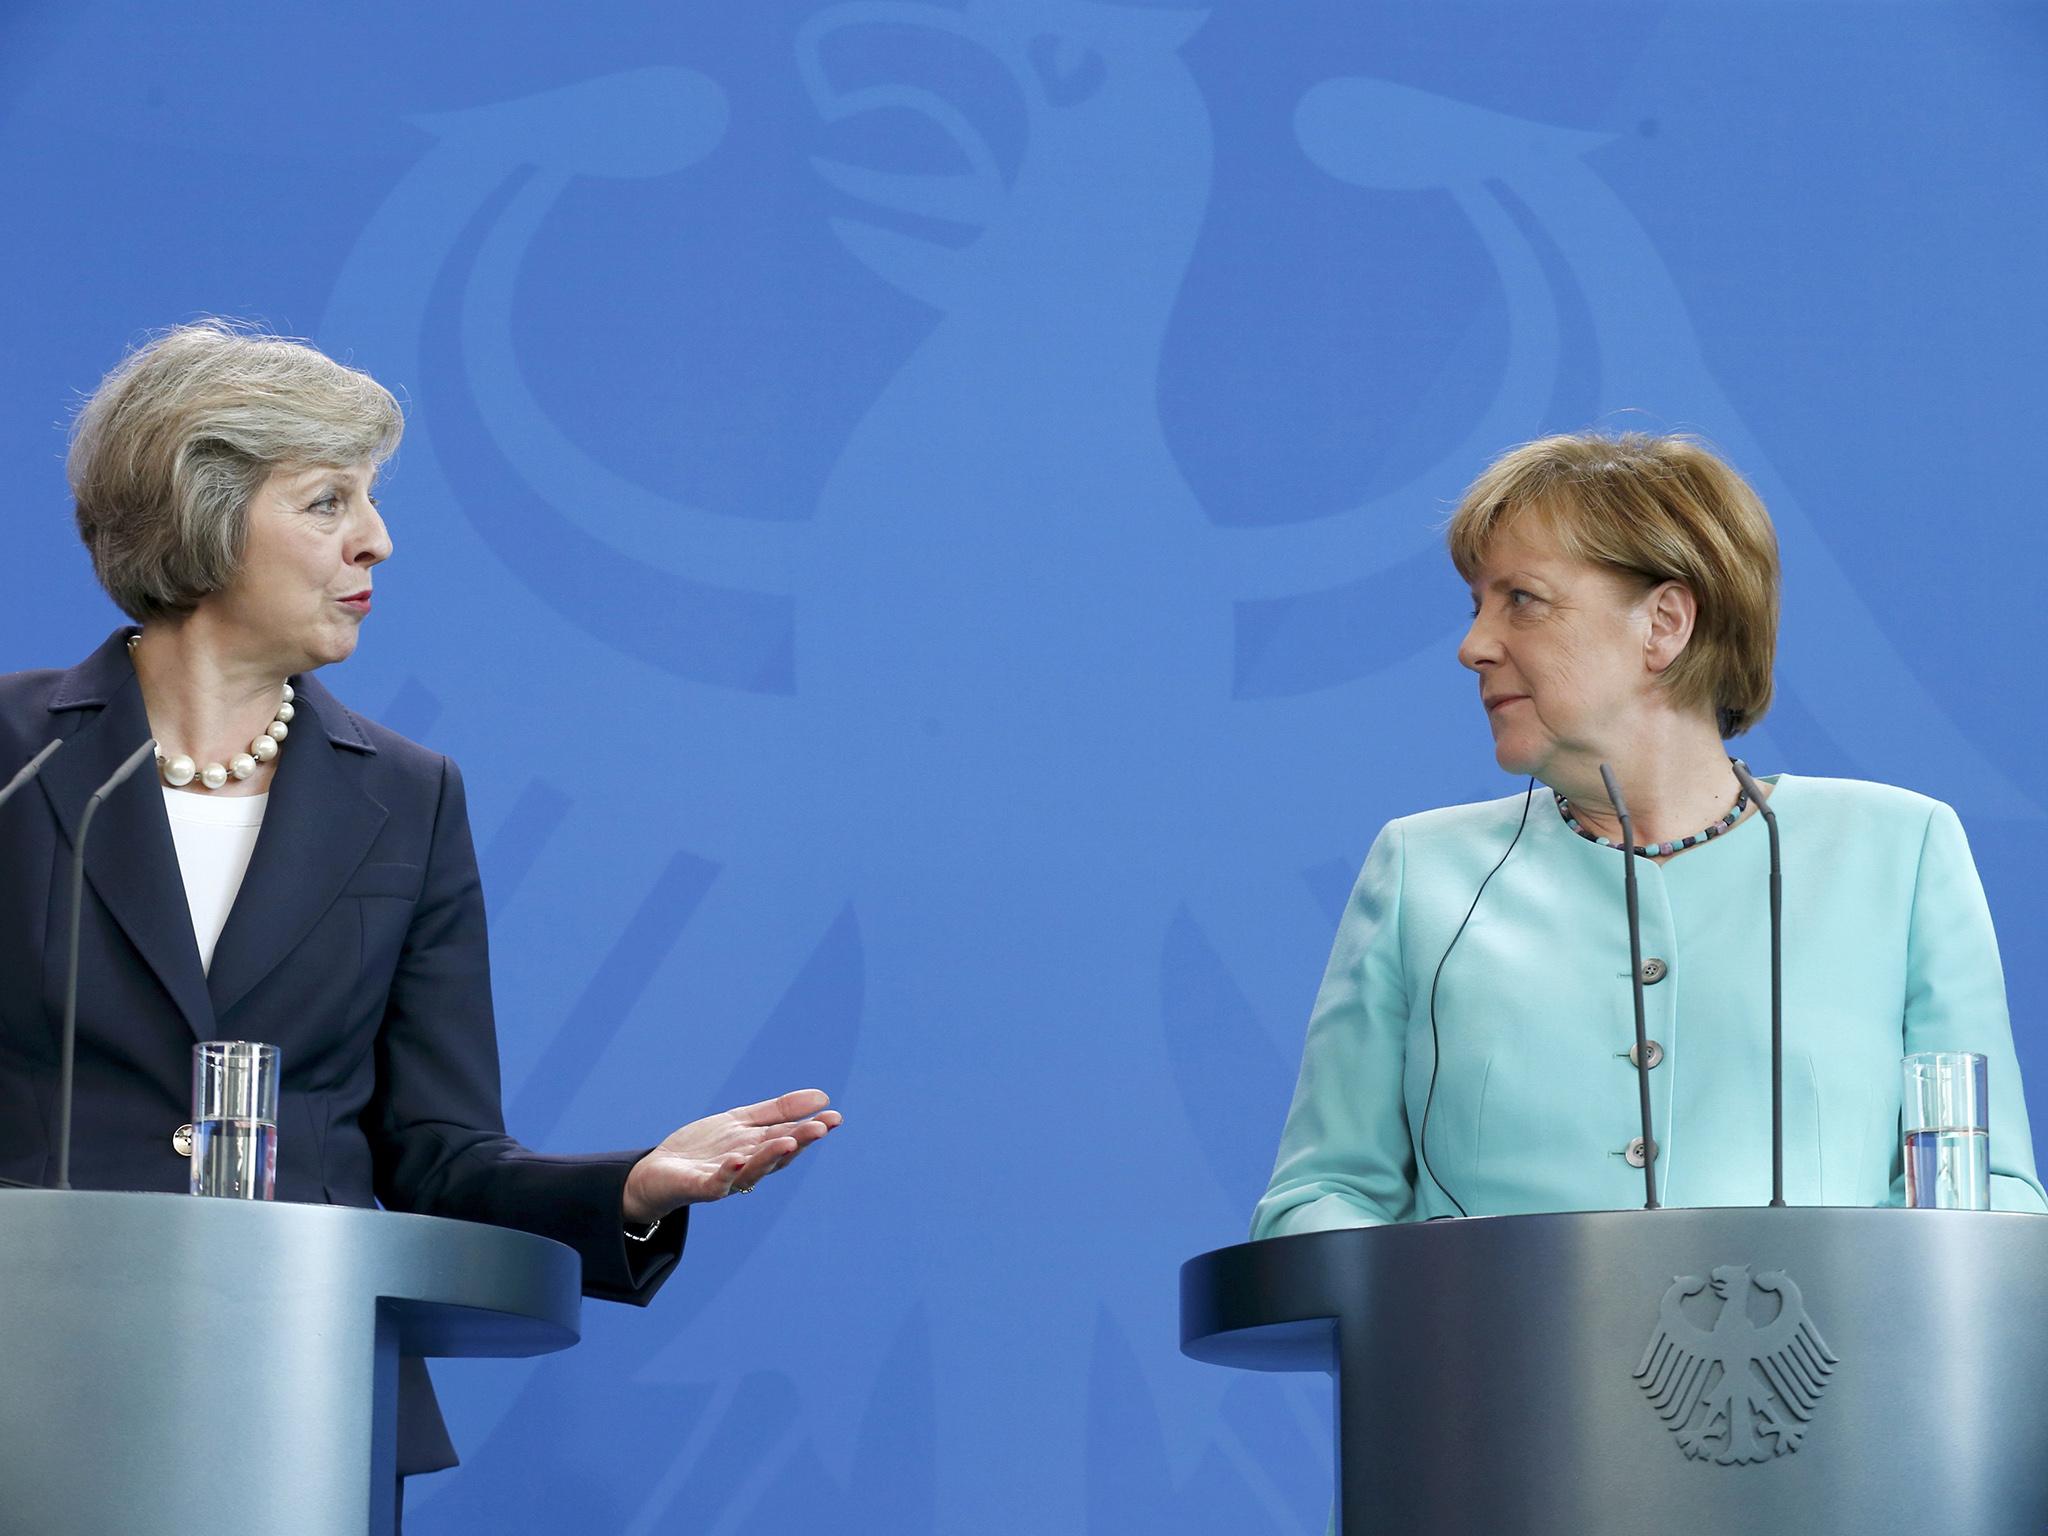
[5,3,2046,1530]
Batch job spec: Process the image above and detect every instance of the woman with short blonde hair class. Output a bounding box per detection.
[1446,432,1779,737]
[1255,429,2041,1236]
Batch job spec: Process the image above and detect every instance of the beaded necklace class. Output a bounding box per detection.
[1555,775,1748,858]
[126,632,293,790]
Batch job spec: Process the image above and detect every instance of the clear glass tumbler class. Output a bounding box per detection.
[190,1041,280,1199]
[1902,1050,1989,1211]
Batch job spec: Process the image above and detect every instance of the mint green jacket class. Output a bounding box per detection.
[1253,775,2047,1236]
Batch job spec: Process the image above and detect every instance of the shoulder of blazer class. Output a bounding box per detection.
[1766,772,1945,827]
[0,665,68,756]
[0,628,129,762]
[285,672,454,803]
[1389,790,1540,851]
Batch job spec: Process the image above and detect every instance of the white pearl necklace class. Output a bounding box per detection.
[126,634,294,791]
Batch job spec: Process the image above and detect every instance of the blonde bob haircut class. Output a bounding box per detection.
[1446,431,1780,737]
[69,319,404,622]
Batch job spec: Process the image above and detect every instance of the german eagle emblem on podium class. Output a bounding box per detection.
[1634,1264,1839,1464]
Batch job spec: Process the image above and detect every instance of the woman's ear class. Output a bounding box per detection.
[1644,581,1696,675]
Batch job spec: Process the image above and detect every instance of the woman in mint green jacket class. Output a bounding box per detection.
[1254,433,2045,1236]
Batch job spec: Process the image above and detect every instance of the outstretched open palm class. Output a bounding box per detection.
[624,1089,841,1223]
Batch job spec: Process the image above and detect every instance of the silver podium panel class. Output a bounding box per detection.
[1182,1207,2048,1533]
[0,1190,580,1536]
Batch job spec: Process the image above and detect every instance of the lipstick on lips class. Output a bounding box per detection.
[337,589,373,614]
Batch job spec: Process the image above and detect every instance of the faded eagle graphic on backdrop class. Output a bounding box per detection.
[323,4,1334,1532]
[1264,76,2034,819]
[313,9,1996,1534]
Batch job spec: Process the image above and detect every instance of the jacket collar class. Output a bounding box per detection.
[42,629,389,1036]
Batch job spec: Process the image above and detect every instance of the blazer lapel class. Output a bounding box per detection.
[39,632,216,1042]
[206,674,388,1020]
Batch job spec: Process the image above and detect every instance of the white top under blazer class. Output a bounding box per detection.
[160,788,267,974]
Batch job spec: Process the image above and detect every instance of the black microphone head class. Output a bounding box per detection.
[96,738,158,800]
[1729,758,1773,819]
[1597,762,1630,821]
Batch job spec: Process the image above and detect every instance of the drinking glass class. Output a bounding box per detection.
[1902,1050,1989,1211]
[190,1041,279,1199]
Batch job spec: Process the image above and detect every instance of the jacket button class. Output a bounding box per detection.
[1641,957,1669,985]
[1628,1040,1665,1070]
[173,1124,195,1158]
[1624,1136,1658,1168]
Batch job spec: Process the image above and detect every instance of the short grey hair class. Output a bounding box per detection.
[68,319,404,621]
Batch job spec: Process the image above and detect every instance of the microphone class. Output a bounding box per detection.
[1729,760,1786,1208]
[55,738,157,1191]
[0,741,61,813]
[1598,763,1659,1210]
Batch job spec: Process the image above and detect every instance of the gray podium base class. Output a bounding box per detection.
[0,1190,579,1536]
[1182,1207,2048,1534]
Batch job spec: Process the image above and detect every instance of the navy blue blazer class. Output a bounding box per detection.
[0,628,685,1471]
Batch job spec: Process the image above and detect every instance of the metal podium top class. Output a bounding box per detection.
[0,1190,582,1535]
[1181,1206,2048,1534]
[0,1188,581,1352]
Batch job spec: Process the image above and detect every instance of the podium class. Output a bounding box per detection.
[0,1190,581,1535]
[1182,1208,2048,1533]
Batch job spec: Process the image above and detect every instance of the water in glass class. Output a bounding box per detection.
[190,1116,277,1200]
[1904,1126,1990,1210]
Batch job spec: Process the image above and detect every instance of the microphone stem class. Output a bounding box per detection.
[1600,764,1659,1210]
[1767,815,1784,1207]
[1619,827,1658,1210]
[1730,760,1786,1208]
[56,796,99,1192]
[56,738,155,1193]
